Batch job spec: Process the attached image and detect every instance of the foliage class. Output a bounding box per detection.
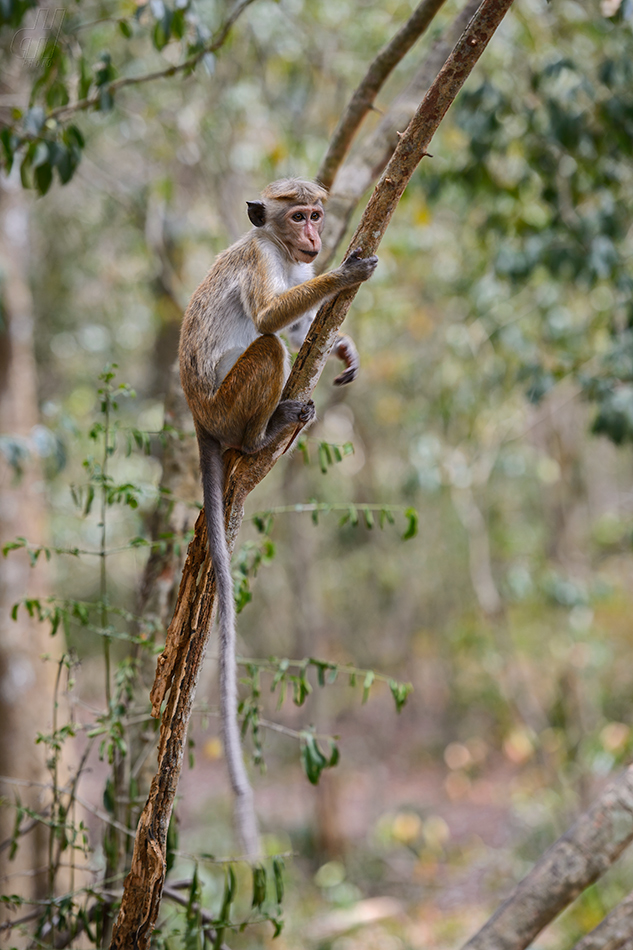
[4,0,633,946]
[421,9,633,443]
[1,365,413,945]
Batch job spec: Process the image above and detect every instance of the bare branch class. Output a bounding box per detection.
[462,766,633,950]
[293,0,515,398]
[317,0,448,190]
[318,0,483,272]
[572,890,633,950]
[110,2,515,945]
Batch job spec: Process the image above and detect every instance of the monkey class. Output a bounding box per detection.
[179,177,378,857]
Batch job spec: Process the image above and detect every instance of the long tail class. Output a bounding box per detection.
[198,431,260,859]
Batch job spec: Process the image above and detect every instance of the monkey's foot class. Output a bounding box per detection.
[297,399,316,424]
[274,398,316,427]
[280,401,316,455]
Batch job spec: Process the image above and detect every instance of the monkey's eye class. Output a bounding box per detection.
[311,211,321,221]
[292,212,305,222]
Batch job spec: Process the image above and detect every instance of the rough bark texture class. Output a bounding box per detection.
[110,2,516,945]
[462,766,633,950]
[317,0,448,190]
[573,891,633,950]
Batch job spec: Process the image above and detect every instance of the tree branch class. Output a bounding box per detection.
[317,0,448,190]
[318,0,483,272]
[572,890,633,950]
[110,2,515,945]
[462,766,633,950]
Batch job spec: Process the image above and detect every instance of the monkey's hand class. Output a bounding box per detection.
[332,332,359,386]
[340,248,379,285]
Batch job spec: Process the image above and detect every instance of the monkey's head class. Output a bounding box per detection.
[247,178,328,265]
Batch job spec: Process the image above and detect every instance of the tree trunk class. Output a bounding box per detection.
[0,181,57,943]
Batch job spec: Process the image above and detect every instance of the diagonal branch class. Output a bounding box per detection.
[572,889,633,950]
[110,2,516,946]
[317,0,448,190]
[461,766,633,950]
[318,0,483,271]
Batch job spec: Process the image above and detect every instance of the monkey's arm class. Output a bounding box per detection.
[250,272,348,335]
[286,318,360,386]
[245,250,377,337]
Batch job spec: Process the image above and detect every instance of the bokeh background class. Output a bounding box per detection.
[2,0,633,946]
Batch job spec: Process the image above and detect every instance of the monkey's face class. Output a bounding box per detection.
[284,204,324,263]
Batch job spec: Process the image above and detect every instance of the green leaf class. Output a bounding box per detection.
[402,507,418,540]
[84,485,95,516]
[0,128,15,173]
[19,151,31,189]
[272,856,285,904]
[300,733,329,785]
[119,19,133,37]
[34,160,53,196]
[252,864,267,909]
[78,58,92,99]
[65,125,85,149]
[380,507,395,528]
[292,669,312,706]
[46,80,69,109]
[362,669,375,704]
[171,8,186,38]
[389,679,413,713]
[53,145,73,185]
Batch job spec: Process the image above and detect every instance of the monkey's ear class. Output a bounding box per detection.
[247,201,266,228]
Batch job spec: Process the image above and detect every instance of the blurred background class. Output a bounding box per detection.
[2,0,633,946]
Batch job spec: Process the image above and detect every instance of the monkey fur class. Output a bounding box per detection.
[179,177,378,857]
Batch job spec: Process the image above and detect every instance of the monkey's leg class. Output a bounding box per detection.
[208,335,314,453]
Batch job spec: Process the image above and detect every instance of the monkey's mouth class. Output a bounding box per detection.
[300,249,319,259]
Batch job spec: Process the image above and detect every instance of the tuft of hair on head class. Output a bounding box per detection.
[261,177,328,206]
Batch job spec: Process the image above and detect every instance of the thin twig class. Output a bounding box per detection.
[317,0,448,189]
[318,0,483,272]
[20,0,258,126]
